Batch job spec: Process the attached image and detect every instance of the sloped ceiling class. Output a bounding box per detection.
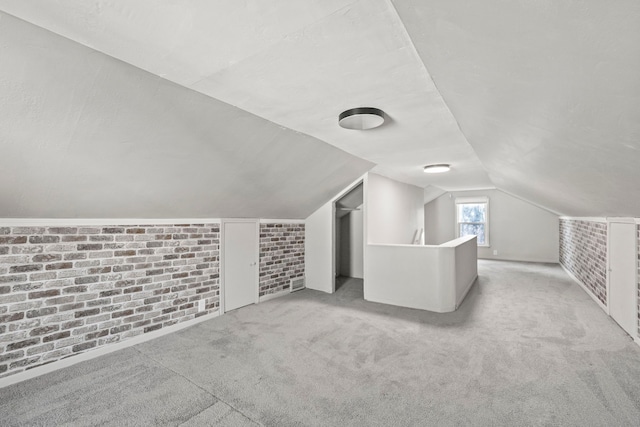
[1,1,639,217]
[0,12,372,218]
[393,0,640,216]
[0,0,493,195]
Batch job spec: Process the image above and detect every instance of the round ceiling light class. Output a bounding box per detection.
[423,164,451,174]
[338,107,385,130]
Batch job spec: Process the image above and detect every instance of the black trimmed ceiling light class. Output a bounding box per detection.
[423,164,451,174]
[338,107,385,130]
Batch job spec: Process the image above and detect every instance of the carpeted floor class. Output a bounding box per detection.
[1,260,639,426]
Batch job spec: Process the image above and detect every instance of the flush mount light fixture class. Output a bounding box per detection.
[338,107,385,130]
[423,164,451,174]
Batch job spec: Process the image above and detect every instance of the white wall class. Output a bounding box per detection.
[424,194,456,246]
[335,213,341,277]
[365,236,477,312]
[305,202,333,293]
[339,209,364,278]
[424,189,559,263]
[367,173,424,244]
[451,237,479,307]
[305,177,365,293]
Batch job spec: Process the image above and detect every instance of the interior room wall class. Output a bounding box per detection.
[0,220,305,380]
[424,194,456,246]
[424,189,559,263]
[335,216,341,277]
[636,224,640,340]
[366,173,424,245]
[558,219,608,306]
[305,177,365,294]
[339,209,363,279]
[304,202,333,294]
[560,218,640,344]
[258,223,305,298]
[0,222,220,379]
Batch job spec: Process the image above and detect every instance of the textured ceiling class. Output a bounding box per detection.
[0,0,492,193]
[393,0,640,216]
[1,0,639,217]
[0,12,372,218]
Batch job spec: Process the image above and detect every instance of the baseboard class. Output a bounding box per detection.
[456,274,478,309]
[258,219,305,224]
[0,310,220,390]
[479,256,559,264]
[259,290,289,303]
[560,264,608,313]
[0,218,222,226]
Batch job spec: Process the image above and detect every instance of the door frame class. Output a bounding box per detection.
[220,218,260,314]
[332,179,364,293]
[606,217,637,337]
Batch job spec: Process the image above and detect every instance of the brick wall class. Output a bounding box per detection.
[637,225,640,339]
[259,223,305,297]
[559,219,607,305]
[0,224,220,378]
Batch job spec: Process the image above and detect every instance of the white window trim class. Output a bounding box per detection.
[455,196,490,247]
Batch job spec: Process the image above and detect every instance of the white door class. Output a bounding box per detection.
[608,221,637,338]
[223,220,258,312]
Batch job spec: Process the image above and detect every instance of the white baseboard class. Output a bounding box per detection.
[479,256,559,264]
[258,219,305,224]
[456,274,478,309]
[0,218,222,226]
[559,216,607,223]
[259,290,289,303]
[0,310,220,389]
[560,264,608,313]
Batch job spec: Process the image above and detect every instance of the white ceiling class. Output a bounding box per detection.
[393,0,640,216]
[0,0,492,193]
[1,0,639,217]
[0,12,372,218]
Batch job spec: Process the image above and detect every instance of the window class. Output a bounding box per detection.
[455,197,489,246]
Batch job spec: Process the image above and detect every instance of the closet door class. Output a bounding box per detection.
[608,220,637,338]
[223,220,258,312]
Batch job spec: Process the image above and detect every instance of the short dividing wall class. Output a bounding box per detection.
[364,236,478,313]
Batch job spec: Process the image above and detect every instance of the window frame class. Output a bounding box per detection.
[455,196,490,247]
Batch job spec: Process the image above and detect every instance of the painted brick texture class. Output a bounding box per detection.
[559,219,607,305]
[0,224,220,378]
[259,223,305,297]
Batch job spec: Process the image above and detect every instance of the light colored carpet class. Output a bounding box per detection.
[1,260,639,426]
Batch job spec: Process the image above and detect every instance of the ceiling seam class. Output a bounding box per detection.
[385,0,497,189]
[190,0,363,85]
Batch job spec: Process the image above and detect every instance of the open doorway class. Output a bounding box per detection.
[334,182,364,297]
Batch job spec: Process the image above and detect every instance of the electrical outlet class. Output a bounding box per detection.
[493,250,498,256]
[198,300,205,312]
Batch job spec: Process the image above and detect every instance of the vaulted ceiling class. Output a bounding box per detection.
[1,0,639,218]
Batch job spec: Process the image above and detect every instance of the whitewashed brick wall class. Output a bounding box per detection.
[559,219,607,305]
[0,224,220,378]
[259,223,305,297]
